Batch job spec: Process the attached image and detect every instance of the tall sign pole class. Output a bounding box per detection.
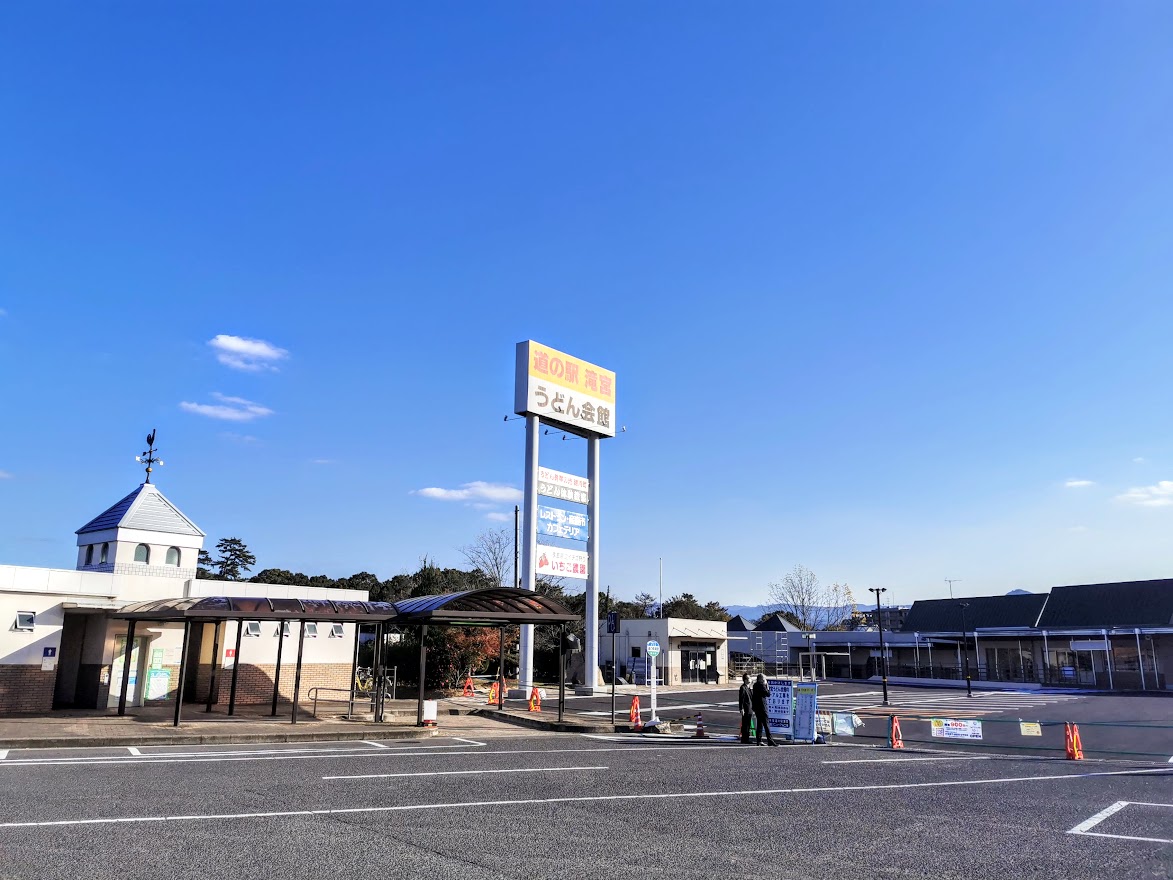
[582,435,601,693]
[513,340,616,697]
[516,414,541,694]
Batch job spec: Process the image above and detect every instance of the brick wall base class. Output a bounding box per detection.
[0,665,57,714]
[189,663,354,707]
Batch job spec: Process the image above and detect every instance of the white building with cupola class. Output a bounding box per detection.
[0,451,365,716]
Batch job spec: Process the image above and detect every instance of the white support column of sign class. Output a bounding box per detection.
[579,435,601,693]
[516,415,541,694]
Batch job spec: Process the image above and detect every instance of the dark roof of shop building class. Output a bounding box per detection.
[755,612,802,632]
[900,593,1049,633]
[1036,579,1173,629]
[726,614,756,631]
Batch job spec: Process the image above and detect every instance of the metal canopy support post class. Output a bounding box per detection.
[173,620,192,728]
[291,620,306,724]
[348,624,361,717]
[374,622,384,722]
[517,415,540,692]
[581,435,601,693]
[558,623,566,722]
[271,620,285,716]
[1042,630,1050,681]
[117,619,136,716]
[1104,630,1114,690]
[497,627,505,710]
[206,620,223,712]
[1136,629,1146,691]
[227,619,244,715]
[416,625,428,726]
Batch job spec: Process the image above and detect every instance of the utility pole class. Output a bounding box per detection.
[959,601,973,697]
[869,587,889,706]
[658,557,663,619]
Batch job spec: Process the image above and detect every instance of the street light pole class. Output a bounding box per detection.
[959,601,973,698]
[869,587,889,706]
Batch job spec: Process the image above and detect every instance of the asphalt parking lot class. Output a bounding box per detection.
[0,725,1169,880]
[561,681,1173,761]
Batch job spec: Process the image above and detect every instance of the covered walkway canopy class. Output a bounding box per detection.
[112,588,579,727]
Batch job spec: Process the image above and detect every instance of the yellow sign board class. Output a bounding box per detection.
[514,340,616,437]
[1019,722,1043,737]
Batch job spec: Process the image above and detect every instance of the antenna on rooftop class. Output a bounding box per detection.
[134,429,164,483]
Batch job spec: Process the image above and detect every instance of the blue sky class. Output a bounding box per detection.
[2,3,1172,608]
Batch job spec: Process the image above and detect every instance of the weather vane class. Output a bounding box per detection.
[134,429,164,483]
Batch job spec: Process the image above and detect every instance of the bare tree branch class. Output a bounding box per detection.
[460,528,514,589]
[767,564,855,630]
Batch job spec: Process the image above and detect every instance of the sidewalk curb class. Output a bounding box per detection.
[0,727,438,750]
[472,708,617,734]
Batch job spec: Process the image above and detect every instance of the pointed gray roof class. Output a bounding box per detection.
[76,483,204,537]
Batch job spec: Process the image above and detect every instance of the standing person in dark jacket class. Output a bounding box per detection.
[752,673,778,746]
[738,674,753,743]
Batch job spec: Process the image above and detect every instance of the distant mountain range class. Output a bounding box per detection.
[726,604,772,621]
[729,590,1036,621]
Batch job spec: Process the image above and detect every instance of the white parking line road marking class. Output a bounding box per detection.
[360,742,389,749]
[1068,801,1129,834]
[126,747,141,756]
[0,741,480,767]
[323,765,608,781]
[0,743,732,769]
[0,751,7,761]
[1068,800,1173,844]
[450,737,486,746]
[823,756,992,764]
[1,767,1168,829]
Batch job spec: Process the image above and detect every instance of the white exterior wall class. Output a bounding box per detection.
[0,564,367,671]
[597,617,729,685]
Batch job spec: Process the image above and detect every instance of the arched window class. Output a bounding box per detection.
[134,544,150,564]
[84,545,94,566]
[100,543,109,564]
[165,547,181,566]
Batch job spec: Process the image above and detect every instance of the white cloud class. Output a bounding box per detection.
[220,432,260,444]
[0,470,12,479]
[485,512,512,522]
[311,459,335,465]
[208,335,289,372]
[180,392,274,422]
[1134,457,1147,464]
[1064,479,1095,488]
[1066,525,1090,533]
[1115,481,1173,508]
[413,481,523,503]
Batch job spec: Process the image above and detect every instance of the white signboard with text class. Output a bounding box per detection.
[538,466,590,505]
[765,678,794,737]
[536,544,589,580]
[515,341,616,438]
[931,718,983,740]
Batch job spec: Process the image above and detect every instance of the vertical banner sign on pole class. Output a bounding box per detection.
[514,341,617,695]
[766,678,795,739]
[646,639,661,722]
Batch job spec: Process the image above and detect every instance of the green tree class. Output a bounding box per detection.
[196,550,216,579]
[250,568,310,586]
[210,537,256,581]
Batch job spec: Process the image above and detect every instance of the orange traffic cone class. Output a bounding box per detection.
[487,681,499,705]
[694,713,707,738]
[630,696,642,730]
[528,687,542,712]
[888,715,904,749]
[1065,722,1084,760]
[462,677,475,698]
